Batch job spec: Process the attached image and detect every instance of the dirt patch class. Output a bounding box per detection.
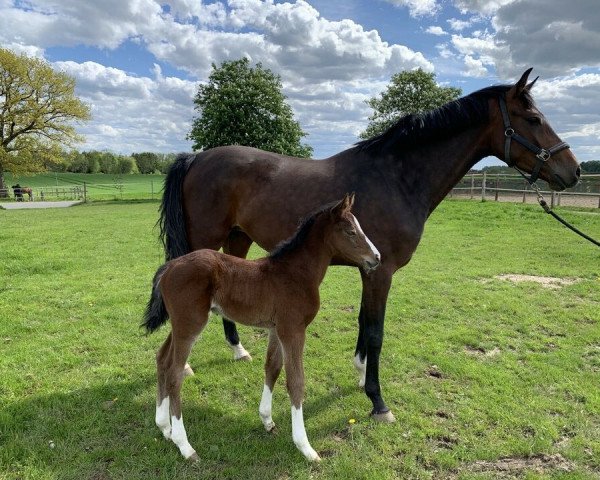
[494,274,579,289]
[465,345,501,357]
[444,453,575,479]
[470,453,574,476]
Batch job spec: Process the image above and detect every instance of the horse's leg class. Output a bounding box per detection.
[277,326,320,462]
[156,332,173,440]
[222,228,253,361]
[355,268,395,422]
[259,328,283,432]
[353,319,367,388]
[161,310,209,461]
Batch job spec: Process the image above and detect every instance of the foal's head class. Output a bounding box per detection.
[327,194,381,273]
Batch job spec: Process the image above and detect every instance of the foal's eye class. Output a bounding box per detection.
[527,116,542,125]
[346,229,357,236]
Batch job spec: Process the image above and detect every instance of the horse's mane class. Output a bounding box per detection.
[269,201,338,260]
[356,84,535,154]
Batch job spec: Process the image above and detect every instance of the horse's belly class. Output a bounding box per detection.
[210,300,275,329]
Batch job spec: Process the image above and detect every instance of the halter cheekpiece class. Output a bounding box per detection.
[498,94,570,184]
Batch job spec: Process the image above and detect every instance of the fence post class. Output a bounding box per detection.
[551,191,556,208]
[83,182,87,202]
[522,180,527,203]
[151,180,154,200]
[470,174,475,199]
[494,175,499,201]
[481,172,486,201]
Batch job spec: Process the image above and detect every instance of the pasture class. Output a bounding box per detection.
[0,200,598,479]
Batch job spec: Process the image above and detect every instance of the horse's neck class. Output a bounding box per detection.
[271,229,332,287]
[393,125,490,214]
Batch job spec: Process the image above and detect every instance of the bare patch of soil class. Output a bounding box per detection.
[444,453,575,479]
[494,274,579,289]
[465,345,501,357]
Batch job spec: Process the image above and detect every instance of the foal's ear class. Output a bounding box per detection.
[330,193,354,217]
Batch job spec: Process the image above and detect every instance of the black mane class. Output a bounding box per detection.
[269,201,338,260]
[356,84,535,154]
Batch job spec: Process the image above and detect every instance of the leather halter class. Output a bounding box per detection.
[498,94,570,184]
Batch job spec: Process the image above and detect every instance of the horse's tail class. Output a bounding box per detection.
[158,153,196,260]
[142,264,169,334]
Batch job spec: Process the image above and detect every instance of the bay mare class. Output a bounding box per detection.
[144,195,380,461]
[158,69,580,421]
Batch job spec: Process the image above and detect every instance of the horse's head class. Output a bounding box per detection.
[328,193,381,273]
[490,68,580,190]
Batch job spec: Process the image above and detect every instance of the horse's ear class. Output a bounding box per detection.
[510,67,533,98]
[330,194,352,217]
[525,76,539,92]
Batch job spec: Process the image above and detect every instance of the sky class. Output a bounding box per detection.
[1,0,599,168]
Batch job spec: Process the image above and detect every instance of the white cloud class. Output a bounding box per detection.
[425,26,447,36]
[385,0,440,17]
[463,55,488,77]
[53,61,197,153]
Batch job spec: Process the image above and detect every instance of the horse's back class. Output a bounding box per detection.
[182,146,341,250]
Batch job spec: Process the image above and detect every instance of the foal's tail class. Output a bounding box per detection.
[158,153,196,260]
[142,264,169,334]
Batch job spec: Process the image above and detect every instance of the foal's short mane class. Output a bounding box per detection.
[269,201,339,260]
[356,84,535,154]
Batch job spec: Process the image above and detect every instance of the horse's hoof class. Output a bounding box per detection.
[231,343,252,361]
[187,452,200,462]
[183,363,194,376]
[371,410,396,423]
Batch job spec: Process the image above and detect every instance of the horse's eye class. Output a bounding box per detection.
[527,116,542,125]
[346,229,357,236]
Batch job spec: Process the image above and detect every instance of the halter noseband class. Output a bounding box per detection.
[498,94,570,184]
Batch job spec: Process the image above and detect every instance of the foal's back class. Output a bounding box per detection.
[160,249,315,329]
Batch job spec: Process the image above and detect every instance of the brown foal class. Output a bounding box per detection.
[143,194,380,461]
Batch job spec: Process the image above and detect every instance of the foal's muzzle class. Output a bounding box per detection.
[364,257,381,273]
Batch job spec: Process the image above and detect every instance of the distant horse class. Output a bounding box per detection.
[158,68,580,421]
[11,184,33,201]
[144,194,380,461]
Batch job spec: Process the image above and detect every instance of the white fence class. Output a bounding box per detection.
[450,173,600,208]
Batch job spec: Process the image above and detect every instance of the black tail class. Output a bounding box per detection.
[142,264,169,334]
[158,153,196,260]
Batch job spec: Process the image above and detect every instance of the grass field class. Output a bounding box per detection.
[0,200,599,479]
[4,172,164,201]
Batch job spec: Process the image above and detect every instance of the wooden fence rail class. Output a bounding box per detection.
[450,173,600,208]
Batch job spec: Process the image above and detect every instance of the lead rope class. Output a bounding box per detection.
[513,167,600,247]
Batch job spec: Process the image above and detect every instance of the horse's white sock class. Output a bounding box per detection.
[259,384,275,431]
[155,397,171,439]
[291,405,320,462]
[230,342,252,361]
[171,414,197,460]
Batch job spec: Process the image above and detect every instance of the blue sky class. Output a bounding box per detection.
[2,0,599,167]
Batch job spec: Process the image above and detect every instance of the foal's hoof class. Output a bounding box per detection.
[371,410,396,423]
[183,363,195,376]
[187,452,200,462]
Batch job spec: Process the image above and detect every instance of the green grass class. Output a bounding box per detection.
[0,200,599,479]
[4,172,164,201]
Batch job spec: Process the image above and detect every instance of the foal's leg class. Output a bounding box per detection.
[158,311,209,461]
[222,228,253,361]
[278,327,320,462]
[259,329,283,431]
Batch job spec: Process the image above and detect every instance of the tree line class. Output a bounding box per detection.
[47,151,178,175]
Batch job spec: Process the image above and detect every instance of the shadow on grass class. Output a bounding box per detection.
[1,374,360,480]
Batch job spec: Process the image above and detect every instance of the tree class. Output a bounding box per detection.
[189,58,312,158]
[580,160,600,173]
[132,152,159,174]
[0,48,90,193]
[360,68,462,139]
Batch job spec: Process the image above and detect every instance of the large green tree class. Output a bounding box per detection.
[189,58,312,158]
[360,68,462,140]
[0,48,90,194]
